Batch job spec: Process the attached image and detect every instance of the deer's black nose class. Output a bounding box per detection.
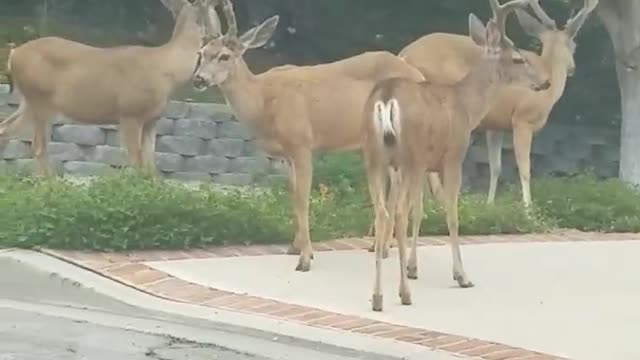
[193,75,207,89]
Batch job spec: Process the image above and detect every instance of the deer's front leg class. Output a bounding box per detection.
[120,119,144,168]
[285,158,302,255]
[513,124,534,208]
[486,130,504,204]
[291,149,314,272]
[140,120,158,174]
[31,108,55,177]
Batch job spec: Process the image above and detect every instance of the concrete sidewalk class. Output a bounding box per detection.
[7,231,640,360]
[0,249,464,360]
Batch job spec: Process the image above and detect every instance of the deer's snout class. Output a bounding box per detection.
[193,75,208,90]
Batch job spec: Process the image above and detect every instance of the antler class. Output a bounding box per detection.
[528,0,558,29]
[159,0,189,18]
[195,0,222,40]
[219,0,238,39]
[565,0,599,38]
[488,0,534,47]
[201,0,238,40]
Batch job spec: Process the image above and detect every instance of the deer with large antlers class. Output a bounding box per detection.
[0,0,215,175]
[363,0,548,312]
[401,0,598,208]
[369,0,597,262]
[191,0,427,272]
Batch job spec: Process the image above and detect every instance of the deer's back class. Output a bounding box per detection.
[400,33,482,85]
[10,37,171,123]
[248,51,424,152]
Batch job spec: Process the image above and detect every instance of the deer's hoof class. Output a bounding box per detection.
[400,291,412,306]
[372,294,383,312]
[295,257,311,272]
[454,273,475,288]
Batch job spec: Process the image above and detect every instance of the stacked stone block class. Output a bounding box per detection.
[0,86,621,187]
[0,96,287,186]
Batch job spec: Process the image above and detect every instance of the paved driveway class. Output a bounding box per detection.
[145,240,640,360]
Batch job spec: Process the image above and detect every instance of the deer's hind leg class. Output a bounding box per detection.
[0,101,28,147]
[442,159,473,288]
[407,178,424,280]
[367,161,389,311]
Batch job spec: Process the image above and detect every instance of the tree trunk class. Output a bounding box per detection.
[598,0,640,184]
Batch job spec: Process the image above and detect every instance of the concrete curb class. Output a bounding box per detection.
[0,249,465,360]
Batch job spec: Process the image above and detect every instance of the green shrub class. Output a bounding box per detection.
[532,173,640,232]
[0,162,639,251]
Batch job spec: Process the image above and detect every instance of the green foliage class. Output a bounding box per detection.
[533,173,640,232]
[1,155,639,252]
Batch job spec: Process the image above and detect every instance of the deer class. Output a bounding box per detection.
[368,0,596,262]
[190,0,429,272]
[400,0,598,208]
[0,0,215,176]
[363,0,549,312]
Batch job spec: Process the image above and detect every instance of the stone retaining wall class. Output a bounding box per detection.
[0,86,621,189]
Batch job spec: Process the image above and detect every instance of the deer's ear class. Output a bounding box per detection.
[238,15,280,50]
[469,13,486,46]
[516,9,546,37]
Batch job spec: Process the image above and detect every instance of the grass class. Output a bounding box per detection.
[0,152,639,252]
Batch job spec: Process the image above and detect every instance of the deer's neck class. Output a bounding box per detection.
[540,44,569,105]
[219,58,265,125]
[157,11,202,87]
[456,55,500,127]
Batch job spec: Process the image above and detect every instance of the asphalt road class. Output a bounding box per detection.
[0,255,396,360]
[1,308,267,360]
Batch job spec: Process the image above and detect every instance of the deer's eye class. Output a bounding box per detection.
[219,54,231,61]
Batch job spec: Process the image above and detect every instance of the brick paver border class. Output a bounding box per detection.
[38,231,640,360]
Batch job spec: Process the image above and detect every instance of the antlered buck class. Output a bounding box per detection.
[369,0,598,259]
[363,0,549,312]
[0,0,216,175]
[400,0,598,207]
[191,0,426,272]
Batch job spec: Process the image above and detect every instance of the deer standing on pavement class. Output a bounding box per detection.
[370,0,596,260]
[0,0,214,175]
[191,0,426,272]
[363,0,548,312]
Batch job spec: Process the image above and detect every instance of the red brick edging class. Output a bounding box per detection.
[38,231,640,360]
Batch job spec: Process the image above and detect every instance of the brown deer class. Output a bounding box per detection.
[400,0,598,207]
[0,0,215,175]
[363,0,548,312]
[191,0,427,272]
[369,0,596,261]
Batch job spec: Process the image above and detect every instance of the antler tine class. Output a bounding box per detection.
[565,0,599,38]
[198,0,222,39]
[489,0,532,47]
[528,0,558,29]
[219,0,238,38]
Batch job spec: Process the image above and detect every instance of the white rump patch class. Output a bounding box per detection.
[373,99,401,139]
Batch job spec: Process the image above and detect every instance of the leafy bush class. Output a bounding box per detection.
[0,159,639,251]
[533,173,640,232]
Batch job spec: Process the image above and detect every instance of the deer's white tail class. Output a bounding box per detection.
[373,98,401,148]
